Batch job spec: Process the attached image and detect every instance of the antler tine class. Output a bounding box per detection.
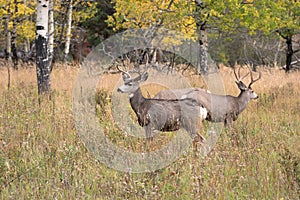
[233,67,239,81]
[234,66,249,81]
[245,64,261,87]
[133,63,142,75]
[134,53,149,76]
[249,70,262,87]
[144,53,149,71]
[240,70,250,81]
[116,65,131,77]
[144,52,149,64]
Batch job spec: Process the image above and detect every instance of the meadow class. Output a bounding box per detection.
[0,62,299,199]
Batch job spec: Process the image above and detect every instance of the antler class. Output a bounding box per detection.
[116,65,131,78]
[133,63,142,76]
[248,70,262,88]
[233,67,249,82]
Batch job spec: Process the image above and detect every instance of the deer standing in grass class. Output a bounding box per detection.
[155,67,261,127]
[117,66,207,145]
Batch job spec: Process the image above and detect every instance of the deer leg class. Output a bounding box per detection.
[181,115,203,151]
[186,121,205,152]
[194,133,205,143]
[224,116,233,129]
[195,117,208,152]
[145,125,153,151]
[192,132,206,151]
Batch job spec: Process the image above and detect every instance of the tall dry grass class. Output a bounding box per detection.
[0,63,299,199]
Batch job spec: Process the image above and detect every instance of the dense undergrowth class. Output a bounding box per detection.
[0,66,299,199]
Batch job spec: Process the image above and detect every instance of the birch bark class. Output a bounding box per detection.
[48,0,54,70]
[36,0,51,96]
[64,0,73,63]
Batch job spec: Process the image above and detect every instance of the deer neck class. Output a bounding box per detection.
[237,91,251,113]
[129,88,146,116]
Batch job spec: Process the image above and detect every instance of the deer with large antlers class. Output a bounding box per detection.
[155,67,261,127]
[116,66,207,145]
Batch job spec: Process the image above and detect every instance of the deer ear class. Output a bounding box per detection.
[236,81,247,90]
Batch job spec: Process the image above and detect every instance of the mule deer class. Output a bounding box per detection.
[116,67,207,145]
[155,67,261,127]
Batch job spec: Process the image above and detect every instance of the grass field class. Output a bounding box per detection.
[0,63,299,199]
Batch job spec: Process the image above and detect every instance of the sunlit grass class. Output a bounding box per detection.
[0,64,299,199]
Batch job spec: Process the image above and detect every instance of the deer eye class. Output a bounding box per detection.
[127,82,133,86]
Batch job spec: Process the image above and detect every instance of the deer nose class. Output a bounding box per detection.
[117,88,123,93]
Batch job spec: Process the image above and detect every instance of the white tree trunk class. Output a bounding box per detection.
[48,0,54,70]
[4,3,11,60]
[194,0,208,75]
[6,31,11,60]
[64,0,73,63]
[36,0,49,38]
[11,0,19,70]
[36,0,51,96]
[197,26,208,74]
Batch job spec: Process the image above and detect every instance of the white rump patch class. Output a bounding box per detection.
[199,106,208,120]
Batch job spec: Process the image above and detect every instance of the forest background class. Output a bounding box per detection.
[0,0,299,71]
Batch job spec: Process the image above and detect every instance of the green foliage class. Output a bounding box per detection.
[108,0,299,42]
[79,0,116,44]
[0,0,98,47]
[72,0,98,24]
[207,0,300,37]
[107,0,197,39]
[253,0,300,36]
[53,0,98,45]
[0,0,35,43]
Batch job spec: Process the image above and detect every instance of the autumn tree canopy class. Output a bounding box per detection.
[108,1,195,38]
[0,0,299,71]
[108,0,300,71]
[0,0,97,61]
